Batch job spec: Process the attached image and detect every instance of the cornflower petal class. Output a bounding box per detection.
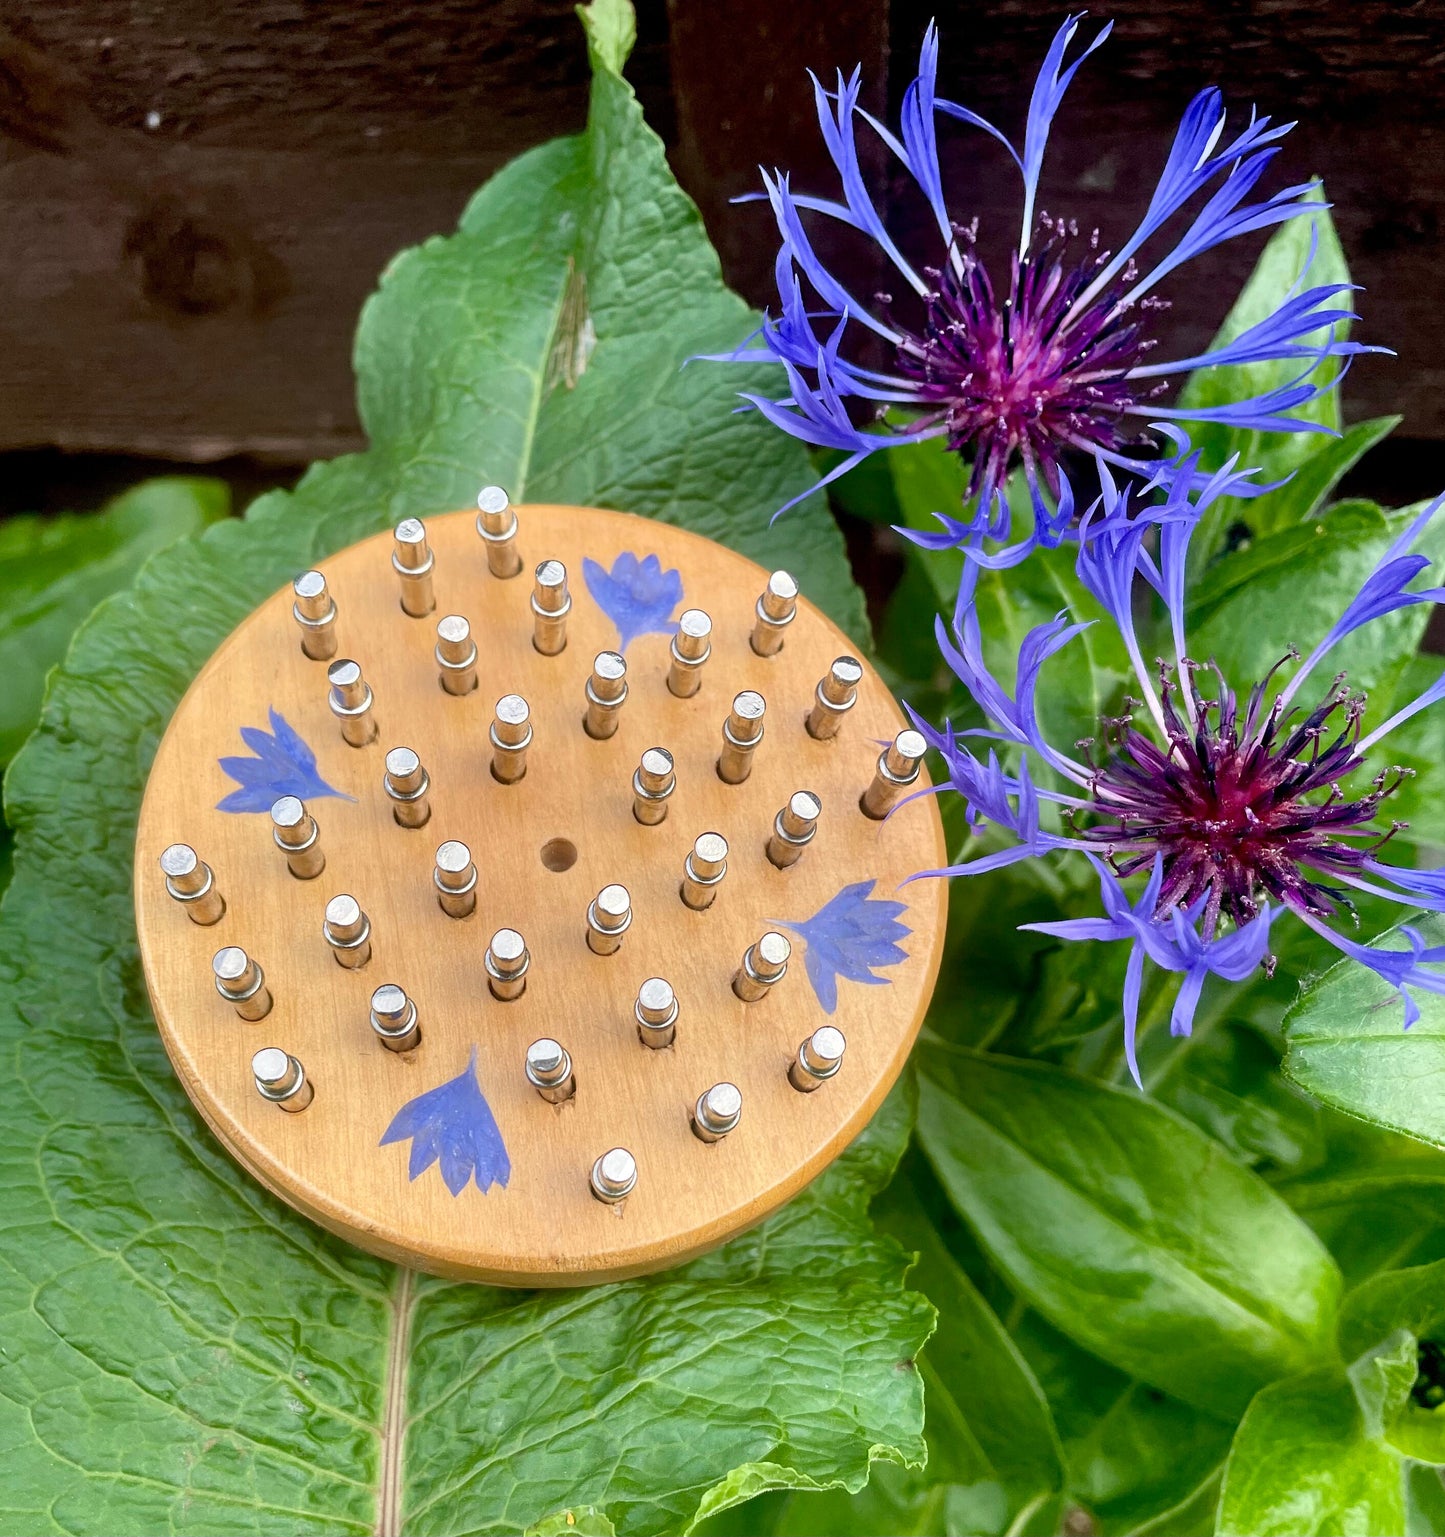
[1016,15,1113,253]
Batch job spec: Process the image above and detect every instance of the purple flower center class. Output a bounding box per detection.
[891,222,1165,507]
[1076,656,1411,940]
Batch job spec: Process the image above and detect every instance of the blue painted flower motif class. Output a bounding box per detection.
[707,16,1385,550]
[777,879,912,1014]
[216,707,350,813]
[909,462,1445,1086]
[379,1048,511,1197]
[583,551,683,651]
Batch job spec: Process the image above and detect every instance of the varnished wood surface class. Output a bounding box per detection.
[133,504,947,1286]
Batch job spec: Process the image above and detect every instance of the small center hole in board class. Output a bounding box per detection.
[540,838,578,873]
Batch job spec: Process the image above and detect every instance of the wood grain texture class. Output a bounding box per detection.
[133,504,947,1286]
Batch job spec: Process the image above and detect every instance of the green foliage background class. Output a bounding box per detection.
[3,3,1444,1533]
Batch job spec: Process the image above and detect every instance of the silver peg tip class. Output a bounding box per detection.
[590,1147,637,1204]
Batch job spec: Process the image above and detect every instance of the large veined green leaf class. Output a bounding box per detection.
[693,1160,1065,1537]
[0,5,934,1532]
[0,477,229,766]
[1284,913,1445,1151]
[916,1044,1341,1417]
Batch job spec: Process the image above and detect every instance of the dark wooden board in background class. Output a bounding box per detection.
[0,0,1439,473]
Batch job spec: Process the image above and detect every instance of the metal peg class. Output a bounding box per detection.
[526,1038,576,1104]
[486,928,530,1001]
[590,1147,637,1204]
[750,570,798,656]
[328,658,376,746]
[635,977,678,1048]
[370,983,421,1052]
[861,729,927,819]
[806,655,862,740]
[732,930,790,1003]
[435,615,478,694]
[476,485,521,578]
[392,517,435,617]
[323,893,373,968]
[681,832,728,911]
[789,1026,847,1092]
[584,652,628,739]
[213,946,272,1021]
[434,841,477,919]
[292,570,337,660]
[717,691,765,784]
[252,1047,313,1112]
[531,560,571,655]
[586,883,631,955]
[767,790,821,869]
[384,746,431,827]
[668,608,712,697]
[490,695,532,784]
[271,796,325,880]
[632,747,675,825]
[159,843,225,925]
[692,1082,743,1144]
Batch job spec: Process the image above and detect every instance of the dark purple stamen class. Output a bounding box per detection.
[1077,655,1413,941]
[890,221,1163,509]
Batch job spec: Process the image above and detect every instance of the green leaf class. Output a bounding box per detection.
[1341,1259,1445,1363]
[1011,1310,1234,1536]
[1285,913,1445,1150]
[873,1171,1064,1532]
[1186,499,1441,711]
[1252,415,1402,533]
[1408,1465,1445,1536]
[1340,1260,1445,1463]
[1177,189,1359,569]
[971,542,1134,757]
[1217,1361,1410,1536]
[0,477,228,765]
[917,1043,1341,1417]
[1150,1019,1327,1175]
[709,1160,1066,1537]
[527,1511,616,1537]
[1381,651,1445,851]
[1275,1114,1445,1286]
[0,4,920,1531]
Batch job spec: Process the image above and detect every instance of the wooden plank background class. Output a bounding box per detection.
[0,0,1439,495]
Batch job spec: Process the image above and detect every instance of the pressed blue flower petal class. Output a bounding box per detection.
[776,880,911,1014]
[380,1048,510,1197]
[582,551,684,651]
[216,707,350,813]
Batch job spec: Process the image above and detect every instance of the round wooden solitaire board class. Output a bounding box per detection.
[134,504,947,1286]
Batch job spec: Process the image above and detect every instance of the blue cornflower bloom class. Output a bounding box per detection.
[713,15,1383,544]
[907,473,1445,1085]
